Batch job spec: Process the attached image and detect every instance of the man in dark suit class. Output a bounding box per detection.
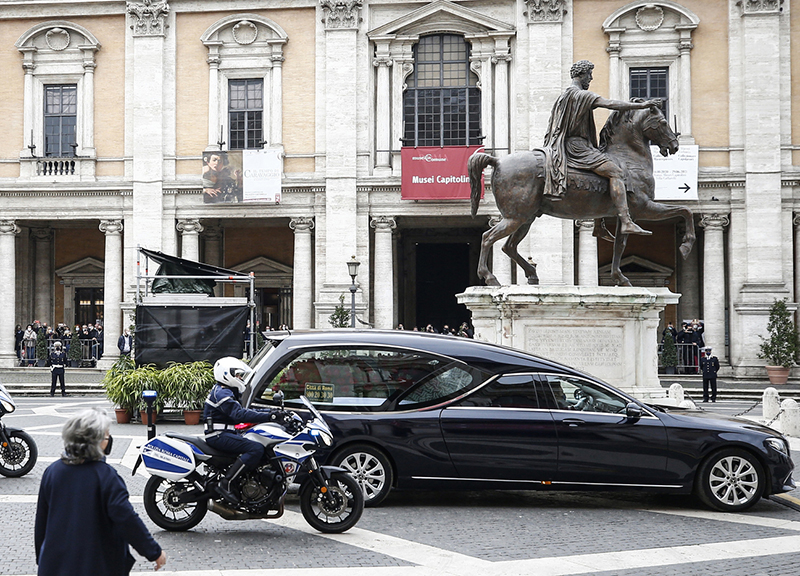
[118,328,133,356]
[700,346,720,403]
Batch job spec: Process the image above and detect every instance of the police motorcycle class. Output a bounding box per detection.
[0,382,38,477]
[135,391,364,534]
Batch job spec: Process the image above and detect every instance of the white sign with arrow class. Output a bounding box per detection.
[651,144,698,201]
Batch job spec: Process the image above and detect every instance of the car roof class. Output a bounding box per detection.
[263,329,582,377]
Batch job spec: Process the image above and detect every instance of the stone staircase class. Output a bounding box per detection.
[0,367,106,396]
[659,375,800,402]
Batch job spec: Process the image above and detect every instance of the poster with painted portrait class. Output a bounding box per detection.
[202,151,243,203]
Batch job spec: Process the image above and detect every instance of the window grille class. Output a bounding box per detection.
[229,79,264,150]
[44,85,77,157]
[630,67,669,120]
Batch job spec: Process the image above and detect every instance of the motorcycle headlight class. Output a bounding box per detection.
[311,429,333,447]
[766,437,789,456]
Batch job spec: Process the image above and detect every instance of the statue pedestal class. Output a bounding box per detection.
[457,285,680,399]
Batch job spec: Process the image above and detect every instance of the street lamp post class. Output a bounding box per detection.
[347,256,360,328]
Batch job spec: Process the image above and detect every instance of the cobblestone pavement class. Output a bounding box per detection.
[1,397,798,576]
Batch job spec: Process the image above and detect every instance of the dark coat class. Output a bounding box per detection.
[701,355,720,379]
[35,459,161,576]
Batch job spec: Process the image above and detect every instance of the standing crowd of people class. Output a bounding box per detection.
[14,320,105,367]
[395,322,474,338]
[662,319,706,374]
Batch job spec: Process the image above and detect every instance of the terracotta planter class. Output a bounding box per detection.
[114,408,131,424]
[765,366,790,385]
[183,409,202,426]
[140,410,157,425]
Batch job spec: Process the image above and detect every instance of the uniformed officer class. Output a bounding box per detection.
[700,347,720,403]
[49,341,68,397]
[203,356,295,506]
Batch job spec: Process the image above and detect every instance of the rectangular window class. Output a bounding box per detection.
[44,85,77,157]
[630,67,668,120]
[228,79,263,150]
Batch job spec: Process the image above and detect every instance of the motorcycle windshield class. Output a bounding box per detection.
[0,383,16,413]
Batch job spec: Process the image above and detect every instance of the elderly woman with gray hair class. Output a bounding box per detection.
[35,408,166,575]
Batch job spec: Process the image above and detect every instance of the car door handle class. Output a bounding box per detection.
[562,418,585,426]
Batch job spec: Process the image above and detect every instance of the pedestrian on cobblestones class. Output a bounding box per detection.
[701,346,720,403]
[35,408,167,575]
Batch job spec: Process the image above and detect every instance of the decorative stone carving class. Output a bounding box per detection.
[488,216,502,228]
[635,5,664,32]
[699,213,730,230]
[320,0,363,30]
[575,219,595,231]
[739,0,783,15]
[370,216,396,231]
[31,228,53,242]
[45,28,71,51]
[289,217,315,232]
[525,0,567,23]
[232,20,258,45]
[176,219,204,235]
[99,220,123,235]
[0,221,21,235]
[127,0,170,37]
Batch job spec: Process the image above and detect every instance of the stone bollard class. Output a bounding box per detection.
[779,398,799,437]
[669,383,684,403]
[763,387,781,422]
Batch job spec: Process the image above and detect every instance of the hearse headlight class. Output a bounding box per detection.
[766,437,789,456]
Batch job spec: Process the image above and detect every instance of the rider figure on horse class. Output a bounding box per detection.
[542,60,662,237]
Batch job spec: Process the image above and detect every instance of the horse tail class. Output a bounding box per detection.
[469,152,498,218]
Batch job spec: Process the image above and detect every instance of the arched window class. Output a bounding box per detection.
[402,34,481,147]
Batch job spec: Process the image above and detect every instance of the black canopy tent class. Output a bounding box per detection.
[134,248,255,367]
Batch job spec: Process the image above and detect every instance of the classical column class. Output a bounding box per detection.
[488,217,512,285]
[31,228,53,323]
[492,43,511,156]
[700,214,729,357]
[81,47,99,156]
[206,49,221,149]
[373,46,392,172]
[270,54,284,148]
[289,217,314,329]
[371,217,396,329]
[576,220,598,287]
[177,219,204,261]
[678,33,693,141]
[98,220,123,367]
[0,221,20,367]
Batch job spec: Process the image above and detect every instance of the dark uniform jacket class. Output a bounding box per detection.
[203,384,277,428]
[700,355,720,378]
[35,459,161,576]
[49,350,66,372]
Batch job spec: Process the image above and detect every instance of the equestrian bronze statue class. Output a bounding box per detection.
[469,60,695,287]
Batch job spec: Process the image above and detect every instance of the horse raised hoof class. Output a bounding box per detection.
[679,242,693,260]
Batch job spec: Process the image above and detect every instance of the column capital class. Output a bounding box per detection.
[99,220,123,235]
[793,213,800,228]
[203,224,223,240]
[699,213,730,231]
[373,57,393,68]
[525,0,567,23]
[30,227,53,242]
[0,221,20,235]
[370,216,396,232]
[289,217,315,233]
[575,219,595,231]
[176,218,204,235]
[488,216,502,228]
[127,0,170,37]
[320,0,363,30]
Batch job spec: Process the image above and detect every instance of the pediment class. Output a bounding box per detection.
[369,0,515,39]
[599,255,673,287]
[231,256,293,277]
[55,256,105,278]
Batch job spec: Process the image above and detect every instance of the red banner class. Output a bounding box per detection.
[401,146,484,200]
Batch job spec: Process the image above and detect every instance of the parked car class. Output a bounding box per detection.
[243,330,795,512]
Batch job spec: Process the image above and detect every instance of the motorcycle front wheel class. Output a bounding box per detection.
[144,475,207,531]
[300,471,364,534]
[0,429,38,477]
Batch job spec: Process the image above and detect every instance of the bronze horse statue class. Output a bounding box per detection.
[469,103,695,287]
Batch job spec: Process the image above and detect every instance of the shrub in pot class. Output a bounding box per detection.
[102,355,137,423]
[35,330,48,367]
[758,299,799,384]
[661,332,678,375]
[162,361,214,425]
[67,332,82,367]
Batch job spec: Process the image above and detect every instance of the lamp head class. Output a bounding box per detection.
[347,256,360,280]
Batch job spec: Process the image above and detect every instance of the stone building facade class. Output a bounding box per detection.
[0,0,797,378]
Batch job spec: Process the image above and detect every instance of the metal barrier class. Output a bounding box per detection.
[658,342,702,374]
[80,340,99,367]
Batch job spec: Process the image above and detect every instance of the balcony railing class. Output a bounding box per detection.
[37,158,77,176]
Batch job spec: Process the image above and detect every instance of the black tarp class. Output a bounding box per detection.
[135,306,248,367]
[140,248,243,295]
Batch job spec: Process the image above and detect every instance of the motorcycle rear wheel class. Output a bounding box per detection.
[144,475,207,531]
[0,429,38,477]
[300,471,364,534]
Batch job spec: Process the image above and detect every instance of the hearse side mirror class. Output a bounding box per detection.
[625,402,643,421]
[273,390,285,407]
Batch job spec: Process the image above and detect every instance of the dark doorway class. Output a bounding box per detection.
[415,243,471,332]
[75,287,104,326]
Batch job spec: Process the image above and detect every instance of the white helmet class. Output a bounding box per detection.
[213,357,252,393]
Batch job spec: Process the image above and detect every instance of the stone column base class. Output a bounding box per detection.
[457,285,680,398]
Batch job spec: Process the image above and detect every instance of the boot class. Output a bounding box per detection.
[619,218,652,236]
[216,457,246,506]
[609,179,651,236]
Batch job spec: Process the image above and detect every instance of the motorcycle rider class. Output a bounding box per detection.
[204,356,294,506]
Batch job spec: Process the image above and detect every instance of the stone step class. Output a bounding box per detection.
[659,376,800,402]
[1,367,105,396]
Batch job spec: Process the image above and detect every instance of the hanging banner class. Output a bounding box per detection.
[202,151,243,203]
[243,149,282,203]
[652,144,699,201]
[401,146,484,200]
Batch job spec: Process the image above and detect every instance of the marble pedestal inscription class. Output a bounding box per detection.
[527,326,622,375]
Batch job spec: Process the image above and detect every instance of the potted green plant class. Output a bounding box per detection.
[162,361,214,425]
[35,330,48,367]
[67,332,82,367]
[660,332,678,375]
[328,294,350,328]
[102,354,137,423]
[758,298,799,385]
